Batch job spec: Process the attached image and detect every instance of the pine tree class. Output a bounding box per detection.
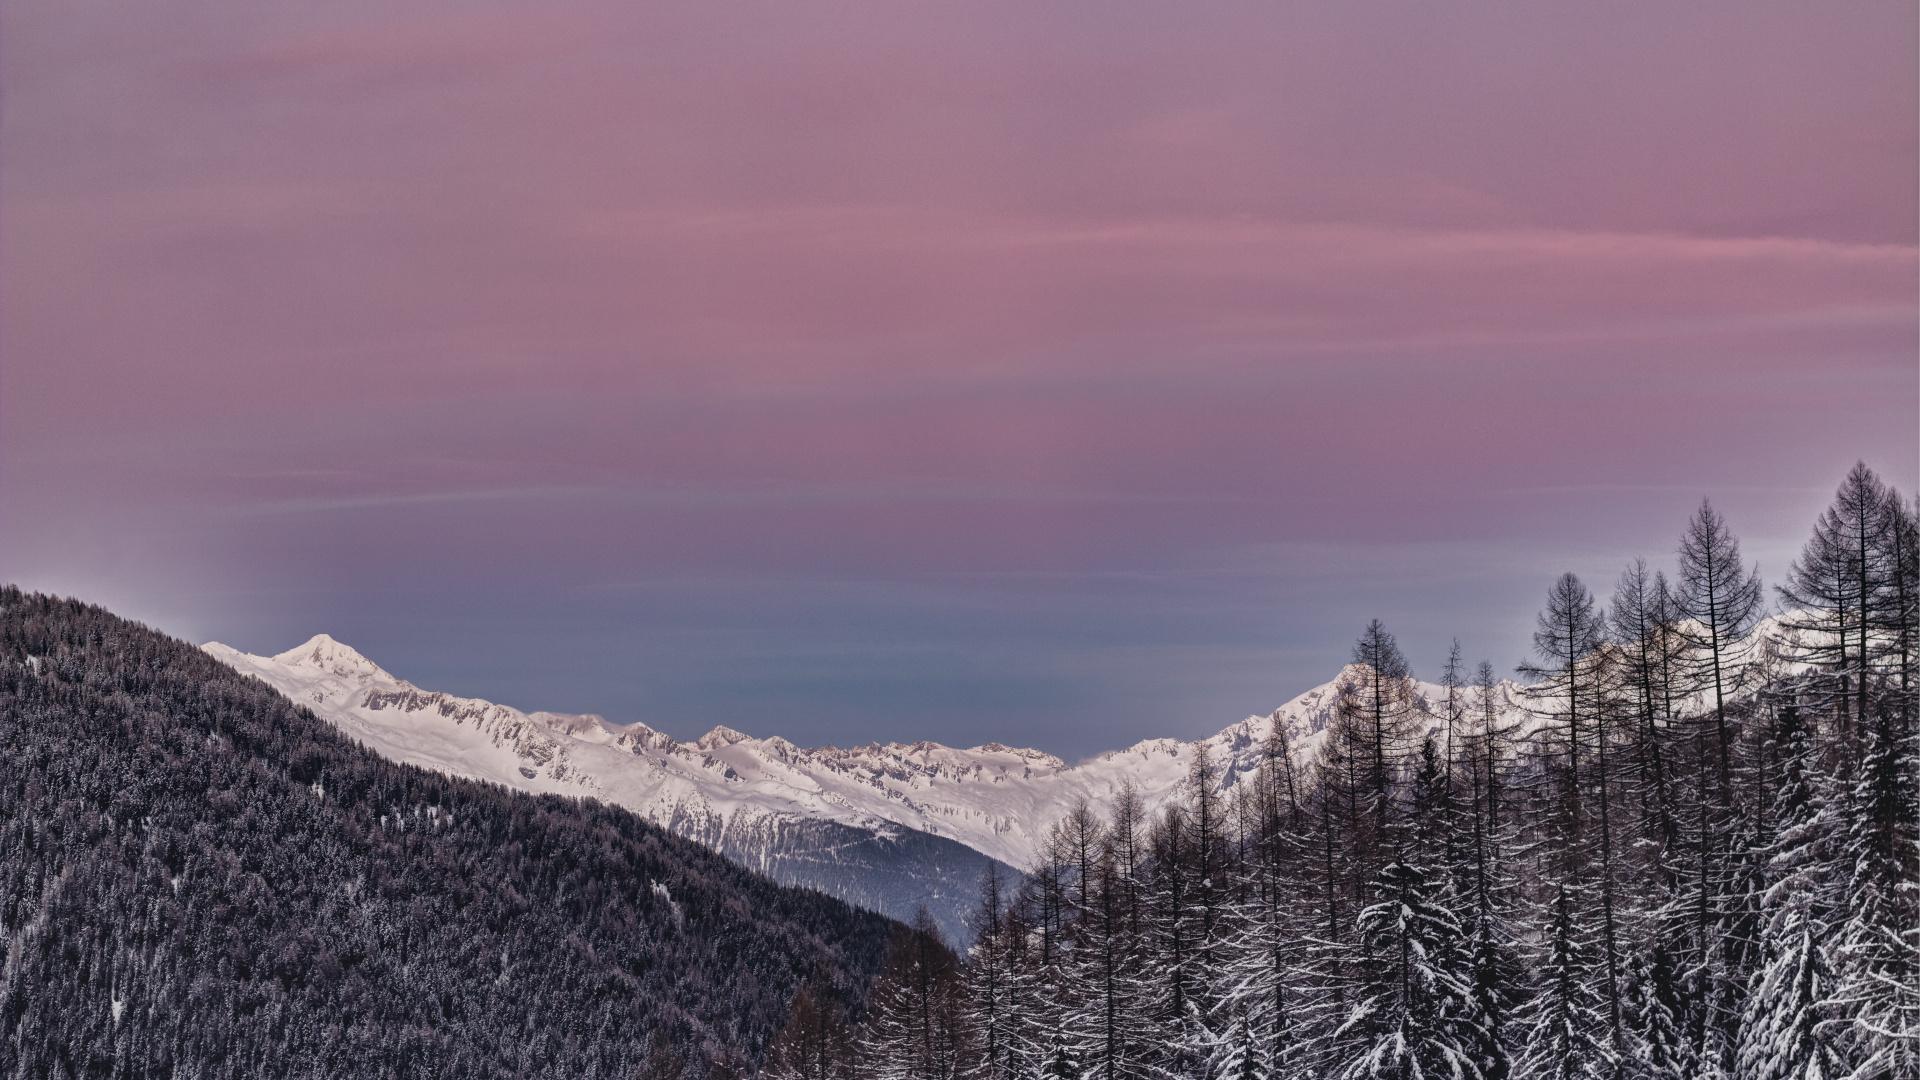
[1331,861,1491,1080]
[1513,886,1617,1080]
[1439,641,1472,903]
[1518,573,1626,1047]
[1037,1037,1081,1080]
[1668,501,1766,1072]
[1734,703,1843,1080]
[1299,747,1367,1078]
[1827,696,1920,1078]
[1882,491,1918,732]
[1622,949,1692,1080]
[1216,1013,1269,1080]
[1147,801,1206,1079]
[1062,828,1145,1080]
[1190,743,1225,1023]
[1214,718,1304,1079]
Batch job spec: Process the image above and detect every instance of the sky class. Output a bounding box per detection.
[3,0,1915,760]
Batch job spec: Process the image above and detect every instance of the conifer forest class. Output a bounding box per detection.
[0,590,893,1078]
[765,463,1919,1080]
[4,463,1917,1080]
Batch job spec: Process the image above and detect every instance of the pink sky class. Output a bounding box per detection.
[3,0,1915,755]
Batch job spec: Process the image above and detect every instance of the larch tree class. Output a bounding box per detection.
[1670,500,1765,1075]
[962,867,1022,1080]
[767,986,858,1080]
[1776,462,1896,759]
[1518,572,1624,1049]
[860,911,966,1080]
[1610,559,1680,878]
[1674,499,1764,801]
[1518,572,1607,882]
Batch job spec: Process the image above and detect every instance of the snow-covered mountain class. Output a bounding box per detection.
[204,636,1532,868]
[202,634,1544,938]
[200,635,1010,941]
[206,620,1799,934]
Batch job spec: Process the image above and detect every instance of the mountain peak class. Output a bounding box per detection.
[271,634,393,682]
[696,725,753,751]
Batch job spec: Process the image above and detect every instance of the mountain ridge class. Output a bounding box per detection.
[201,634,1544,874]
[204,620,1793,942]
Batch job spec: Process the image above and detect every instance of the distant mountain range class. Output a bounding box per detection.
[203,634,1542,938]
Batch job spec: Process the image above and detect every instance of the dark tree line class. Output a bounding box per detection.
[768,462,1919,1080]
[0,587,898,1079]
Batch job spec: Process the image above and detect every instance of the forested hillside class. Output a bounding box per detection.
[769,464,1919,1080]
[0,589,896,1079]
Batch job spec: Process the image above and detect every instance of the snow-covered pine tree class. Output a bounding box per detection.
[1459,660,1521,1080]
[1291,646,1414,1079]
[1013,827,1083,1075]
[964,866,1029,1080]
[1734,701,1844,1080]
[1060,828,1150,1080]
[1350,621,1419,869]
[1438,641,1472,905]
[1668,501,1765,1073]
[1882,490,1918,729]
[1216,1012,1270,1080]
[1826,692,1919,1078]
[1518,573,1607,885]
[1036,1037,1081,1080]
[1411,734,1448,887]
[999,886,1049,1080]
[1513,885,1617,1080]
[1106,780,1154,1076]
[1655,724,1743,1079]
[1047,801,1118,1074]
[1188,742,1227,1031]
[1329,861,1491,1080]
[1294,747,1368,1079]
[1464,914,1517,1080]
[1621,949,1692,1080]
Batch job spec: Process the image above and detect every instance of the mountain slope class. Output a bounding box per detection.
[203,635,1013,943]
[0,588,895,1079]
